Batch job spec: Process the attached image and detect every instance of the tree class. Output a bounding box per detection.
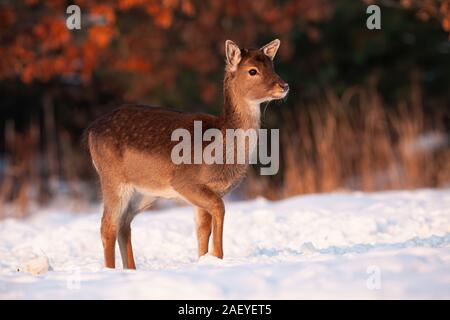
[0,0,333,103]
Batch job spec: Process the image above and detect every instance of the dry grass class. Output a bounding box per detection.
[1,79,449,216]
[246,78,450,199]
[0,109,94,218]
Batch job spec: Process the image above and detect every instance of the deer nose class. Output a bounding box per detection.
[278,82,289,92]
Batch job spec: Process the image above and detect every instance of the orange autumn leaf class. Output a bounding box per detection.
[153,8,173,28]
[88,25,115,48]
[181,0,195,16]
[1,0,449,86]
[115,56,151,73]
[117,0,148,11]
[32,17,70,52]
[0,7,15,28]
[443,18,450,31]
[21,65,34,83]
[90,4,116,23]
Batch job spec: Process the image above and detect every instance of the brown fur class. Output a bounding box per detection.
[86,39,288,268]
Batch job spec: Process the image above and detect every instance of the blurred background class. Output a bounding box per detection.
[0,0,449,218]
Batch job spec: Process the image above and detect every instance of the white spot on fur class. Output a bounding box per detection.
[117,184,135,217]
[134,186,184,201]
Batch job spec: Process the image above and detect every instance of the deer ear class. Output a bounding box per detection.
[261,39,280,60]
[225,40,242,71]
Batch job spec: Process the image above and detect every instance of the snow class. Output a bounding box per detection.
[1,189,449,299]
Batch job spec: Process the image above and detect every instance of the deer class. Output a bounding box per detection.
[86,39,289,269]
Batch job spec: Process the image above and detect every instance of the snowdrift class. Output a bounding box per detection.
[0,189,449,299]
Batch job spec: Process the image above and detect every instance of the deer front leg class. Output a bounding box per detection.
[175,184,225,259]
[195,207,212,257]
[211,205,224,259]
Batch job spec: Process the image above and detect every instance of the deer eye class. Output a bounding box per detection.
[248,69,257,76]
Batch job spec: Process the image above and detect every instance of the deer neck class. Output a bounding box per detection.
[220,73,261,130]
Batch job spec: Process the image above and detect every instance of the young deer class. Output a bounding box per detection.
[86,39,288,269]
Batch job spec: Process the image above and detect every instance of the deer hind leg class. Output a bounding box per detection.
[101,211,117,269]
[118,193,155,269]
[174,184,225,259]
[101,183,133,269]
[195,207,212,257]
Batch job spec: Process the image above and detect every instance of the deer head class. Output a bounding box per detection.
[225,39,289,105]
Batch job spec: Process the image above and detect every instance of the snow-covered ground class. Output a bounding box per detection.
[1,189,449,299]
